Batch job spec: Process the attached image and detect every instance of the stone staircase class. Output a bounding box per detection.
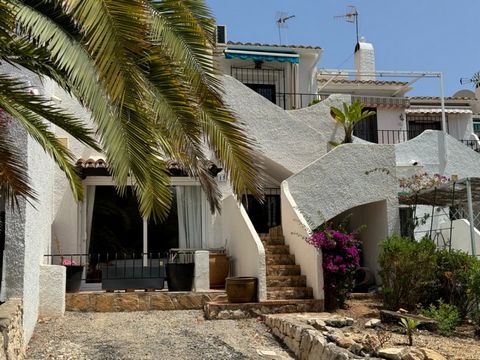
[204,225,323,319]
[261,226,314,301]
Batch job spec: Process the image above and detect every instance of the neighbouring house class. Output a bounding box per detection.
[3,26,480,351]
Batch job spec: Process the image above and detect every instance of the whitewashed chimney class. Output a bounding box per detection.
[354,37,375,81]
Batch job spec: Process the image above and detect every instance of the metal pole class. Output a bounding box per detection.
[449,182,456,251]
[466,178,477,256]
[439,72,448,175]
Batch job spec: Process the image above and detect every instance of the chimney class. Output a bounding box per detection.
[354,37,375,81]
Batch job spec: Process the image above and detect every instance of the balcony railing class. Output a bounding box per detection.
[355,129,424,144]
[276,93,323,110]
[460,140,480,152]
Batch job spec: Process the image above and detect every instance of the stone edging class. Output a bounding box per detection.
[265,314,355,360]
[0,299,25,360]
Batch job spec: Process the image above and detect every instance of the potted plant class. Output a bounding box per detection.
[63,259,84,293]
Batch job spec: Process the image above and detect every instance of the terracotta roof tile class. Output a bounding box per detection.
[409,96,476,101]
[317,77,408,86]
[75,157,222,177]
[226,41,321,50]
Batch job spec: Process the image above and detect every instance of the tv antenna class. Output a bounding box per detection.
[334,6,359,44]
[460,71,480,88]
[276,12,295,45]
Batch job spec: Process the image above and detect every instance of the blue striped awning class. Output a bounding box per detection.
[224,49,299,64]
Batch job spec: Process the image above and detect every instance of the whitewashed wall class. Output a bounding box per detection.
[212,195,267,301]
[281,182,324,299]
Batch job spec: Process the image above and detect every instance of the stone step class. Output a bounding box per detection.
[268,226,284,238]
[264,245,290,254]
[204,299,324,320]
[267,275,306,287]
[261,236,285,246]
[266,265,301,276]
[266,254,296,265]
[267,287,313,300]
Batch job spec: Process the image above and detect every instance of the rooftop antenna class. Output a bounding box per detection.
[460,71,480,88]
[276,12,295,45]
[334,5,359,44]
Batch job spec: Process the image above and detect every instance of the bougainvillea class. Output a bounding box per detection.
[307,229,361,310]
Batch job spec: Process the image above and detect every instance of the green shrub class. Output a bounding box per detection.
[419,300,460,336]
[436,249,480,317]
[378,235,437,310]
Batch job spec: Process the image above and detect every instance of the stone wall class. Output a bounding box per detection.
[66,292,227,312]
[265,314,355,360]
[0,299,25,360]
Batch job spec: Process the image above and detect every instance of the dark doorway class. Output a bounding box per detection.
[245,84,276,104]
[354,107,378,143]
[242,189,281,233]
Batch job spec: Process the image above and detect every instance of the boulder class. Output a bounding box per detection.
[365,318,382,328]
[420,348,447,360]
[402,347,425,360]
[361,333,380,354]
[377,347,404,360]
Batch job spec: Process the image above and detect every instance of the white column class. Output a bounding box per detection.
[194,250,210,291]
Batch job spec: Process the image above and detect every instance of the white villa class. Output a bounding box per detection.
[3,29,480,349]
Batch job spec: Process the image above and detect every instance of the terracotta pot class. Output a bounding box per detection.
[209,252,229,289]
[225,277,257,303]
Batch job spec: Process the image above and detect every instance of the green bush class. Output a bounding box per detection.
[379,235,437,310]
[419,300,460,336]
[436,249,480,317]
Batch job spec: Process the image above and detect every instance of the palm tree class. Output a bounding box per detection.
[0,0,262,220]
[330,99,376,145]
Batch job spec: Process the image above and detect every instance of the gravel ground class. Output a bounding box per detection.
[26,311,294,360]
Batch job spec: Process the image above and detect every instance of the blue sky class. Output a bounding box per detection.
[206,0,479,96]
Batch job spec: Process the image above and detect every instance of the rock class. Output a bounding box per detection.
[365,318,382,328]
[398,308,409,314]
[420,348,447,360]
[335,336,355,349]
[360,333,380,354]
[380,310,438,331]
[324,316,354,328]
[402,347,425,360]
[308,319,327,331]
[349,342,364,356]
[377,347,404,360]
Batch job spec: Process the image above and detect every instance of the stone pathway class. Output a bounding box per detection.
[26,311,294,360]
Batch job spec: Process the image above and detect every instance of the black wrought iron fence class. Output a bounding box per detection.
[460,140,480,152]
[44,253,169,290]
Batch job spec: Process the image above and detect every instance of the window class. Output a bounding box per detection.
[399,207,415,239]
[473,120,480,135]
[407,114,443,139]
[246,84,276,104]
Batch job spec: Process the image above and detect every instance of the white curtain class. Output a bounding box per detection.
[85,185,96,254]
[176,186,204,249]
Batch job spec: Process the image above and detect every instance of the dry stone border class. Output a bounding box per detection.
[264,313,447,360]
[0,299,25,360]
